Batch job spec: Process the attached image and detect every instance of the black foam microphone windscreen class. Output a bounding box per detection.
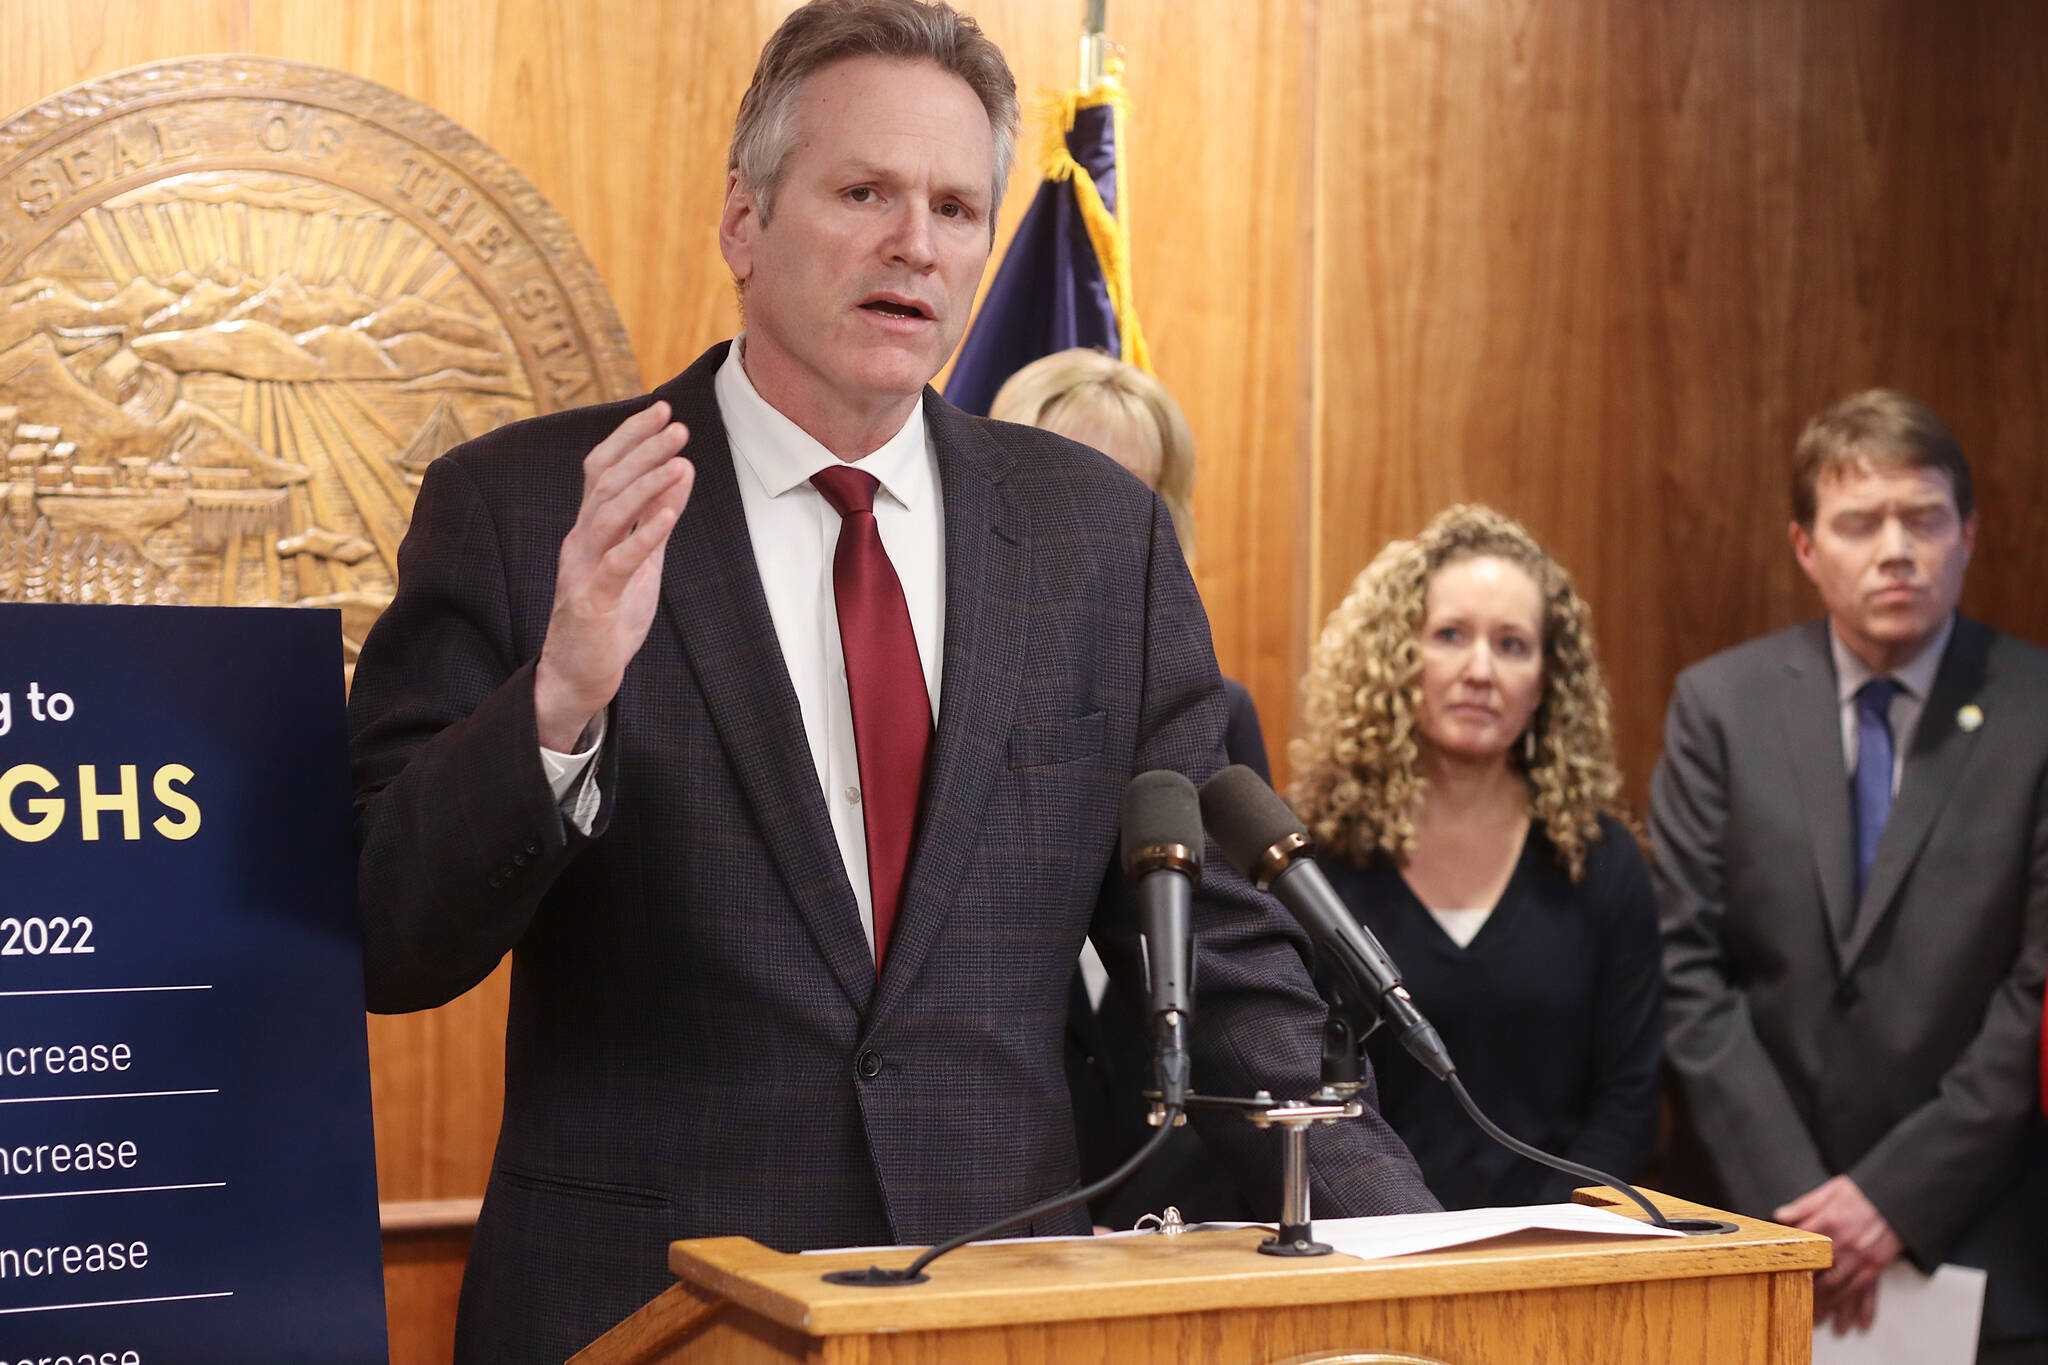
[1198,763,1304,883]
[1120,769,1204,879]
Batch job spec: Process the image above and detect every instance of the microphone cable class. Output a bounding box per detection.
[1199,764,1677,1231]
[823,1101,1187,1286]
[1443,1073,1670,1228]
[831,769,1209,1285]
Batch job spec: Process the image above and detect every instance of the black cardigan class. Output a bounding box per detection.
[1325,814,1663,1209]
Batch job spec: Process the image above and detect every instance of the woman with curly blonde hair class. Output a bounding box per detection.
[1290,504,1661,1209]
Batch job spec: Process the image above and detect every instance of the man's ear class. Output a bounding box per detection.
[719,172,758,282]
[1789,519,1819,586]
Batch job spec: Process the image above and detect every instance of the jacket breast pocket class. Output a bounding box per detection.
[1007,711,1106,769]
[495,1163,671,1209]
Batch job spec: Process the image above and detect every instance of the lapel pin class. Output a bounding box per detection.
[1957,704,1984,732]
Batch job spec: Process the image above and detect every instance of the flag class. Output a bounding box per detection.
[946,80,1151,416]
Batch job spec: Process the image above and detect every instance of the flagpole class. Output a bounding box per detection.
[1081,0,1107,91]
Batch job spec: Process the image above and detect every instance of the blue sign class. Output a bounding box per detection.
[0,604,387,1364]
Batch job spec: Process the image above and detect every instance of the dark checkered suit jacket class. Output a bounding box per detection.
[349,343,1435,1364]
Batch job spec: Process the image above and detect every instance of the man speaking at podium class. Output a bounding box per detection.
[349,2,1434,1358]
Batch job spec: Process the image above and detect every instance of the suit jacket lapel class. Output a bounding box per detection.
[869,395,1030,1025]
[1780,620,1857,958]
[653,344,876,1014]
[1843,617,1988,969]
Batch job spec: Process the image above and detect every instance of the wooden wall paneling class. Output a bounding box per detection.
[938,0,1316,784]
[239,0,768,386]
[7,1,252,94]
[1314,0,2048,805]
[1110,0,1315,779]
[1315,0,1678,801]
[364,968,509,1200]
[1629,0,1806,687]
[1842,0,2048,651]
[1313,0,1485,611]
[383,1226,475,1365]
[1978,3,2048,635]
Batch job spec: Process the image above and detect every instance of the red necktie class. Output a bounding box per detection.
[811,465,932,964]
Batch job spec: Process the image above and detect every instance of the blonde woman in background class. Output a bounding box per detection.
[1290,504,1661,1208]
[991,348,1262,1226]
[989,349,1267,772]
[990,350,1196,543]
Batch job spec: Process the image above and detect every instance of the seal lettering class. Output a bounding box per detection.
[394,155,434,200]
[146,116,197,162]
[258,108,339,160]
[466,221,512,265]
[549,369,591,404]
[13,115,203,218]
[14,169,55,217]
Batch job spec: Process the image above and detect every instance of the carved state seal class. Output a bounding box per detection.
[0,56,640,673]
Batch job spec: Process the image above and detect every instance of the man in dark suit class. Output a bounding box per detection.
[349,4,1434,1360]
[1653,389,2048,1363]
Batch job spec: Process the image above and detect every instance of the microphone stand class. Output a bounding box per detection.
[1163,975,1747,1256]
[826,1007,1200,1287]
[1163,1088,1362,1257]
[830,770,1216,1286]
[827,999,1196,1287]
[1157,990,1378,1257]
[1187,768,1722,1248]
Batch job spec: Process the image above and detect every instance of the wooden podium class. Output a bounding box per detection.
[571,1190,1830,1365]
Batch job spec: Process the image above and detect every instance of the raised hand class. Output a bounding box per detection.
[532,401,695,751]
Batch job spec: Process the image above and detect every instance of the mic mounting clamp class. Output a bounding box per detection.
[1146,1087,1365,1256]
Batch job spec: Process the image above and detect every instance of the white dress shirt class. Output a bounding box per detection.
[1830,614,1953,796]
[542,338,945,958]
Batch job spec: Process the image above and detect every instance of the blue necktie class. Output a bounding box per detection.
[1851,677,1899,908]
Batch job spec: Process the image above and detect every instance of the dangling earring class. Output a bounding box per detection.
[1521,727,1538,768]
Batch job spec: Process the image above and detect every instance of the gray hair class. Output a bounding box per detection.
[729,0,1020,227]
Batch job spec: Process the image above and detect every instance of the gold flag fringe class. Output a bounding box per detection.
[1029,72,1153,375]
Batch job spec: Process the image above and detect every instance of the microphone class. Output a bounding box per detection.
[1199,765,1454,1079]
[822,773,1211,1289]
[1198,765,1677,1231]
[1119,770,1201,1108]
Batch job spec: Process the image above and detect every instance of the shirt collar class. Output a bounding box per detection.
[714,336,932,511]
[1830,612,1954,705]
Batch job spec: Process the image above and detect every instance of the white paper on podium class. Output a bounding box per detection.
[1314,1203,1685,1261]
[1810,1261,1986,1365]
[802,1204,1681,1260]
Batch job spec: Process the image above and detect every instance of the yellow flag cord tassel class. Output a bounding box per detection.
[1032,80,1153,374]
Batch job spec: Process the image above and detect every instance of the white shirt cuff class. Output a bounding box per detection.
[540,712,606,834]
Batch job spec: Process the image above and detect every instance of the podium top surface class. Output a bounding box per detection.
[666,1191,1830,1337]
